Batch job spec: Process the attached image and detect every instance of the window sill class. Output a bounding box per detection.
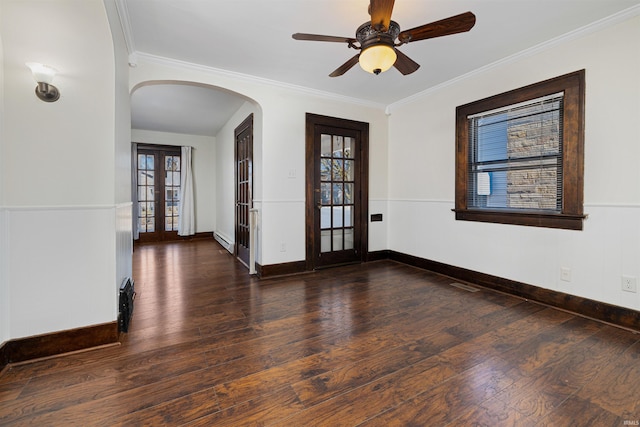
[452,208,587,230]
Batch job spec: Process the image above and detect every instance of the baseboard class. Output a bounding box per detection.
[135,232,214,246]
[367,250,391,262]
[256,260,307,278]
[0,321,119,371]
[388,251,640,332]
[258,250,392,278]
[183,232,215,241]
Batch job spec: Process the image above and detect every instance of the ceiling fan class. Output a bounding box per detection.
[292,0,476,77]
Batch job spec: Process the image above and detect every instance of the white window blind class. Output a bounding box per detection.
[467,92,564,211]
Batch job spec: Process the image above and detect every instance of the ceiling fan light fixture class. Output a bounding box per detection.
[358,44,396,75]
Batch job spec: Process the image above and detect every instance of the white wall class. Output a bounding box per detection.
[104,0,134,315]
[0,10,8,345]
[6,207,117,337]
[257,94,389,264]
[1,0,124,341]
[387,13,640,310]
[131,128,217,233]
[0,204,7,344]
[2,2,115,207]
[129,57,389,267]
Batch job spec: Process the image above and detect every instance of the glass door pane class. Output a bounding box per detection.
[164,154,181,231]
[318,134,356,255]
[136,145,181,242]
[137,154,155,233]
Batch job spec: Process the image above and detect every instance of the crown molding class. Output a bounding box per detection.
[114,0,136,55]
[134,52,387,111]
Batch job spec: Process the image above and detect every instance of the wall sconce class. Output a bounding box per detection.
[26,62,60,102]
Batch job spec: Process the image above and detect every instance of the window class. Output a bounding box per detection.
[454,70,586,230]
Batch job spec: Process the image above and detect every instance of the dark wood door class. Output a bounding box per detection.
[306,114,369,269]
[235,114,253,267]
[136,144,181,243]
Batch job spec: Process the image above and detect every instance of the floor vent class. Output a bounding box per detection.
[450,282,480,292]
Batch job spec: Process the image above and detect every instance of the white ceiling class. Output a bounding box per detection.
[130,83,246,136]
[122,0,640,137]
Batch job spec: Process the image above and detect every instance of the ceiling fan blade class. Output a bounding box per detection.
[393,49,420,75]
[369,0,395,31]
[292,33,357,44]
[398,11,476,44]
[329,54,360,77]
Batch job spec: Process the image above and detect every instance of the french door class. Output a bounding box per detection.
[136,144,181,242]
[306,114,369,269]
[235,115,253,267]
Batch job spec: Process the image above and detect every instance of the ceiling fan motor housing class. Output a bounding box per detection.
[356,20,400,50]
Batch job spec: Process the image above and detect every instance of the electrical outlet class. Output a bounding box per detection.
[622,276,637,293]
[280,243,286,252]
[560,267,572,282]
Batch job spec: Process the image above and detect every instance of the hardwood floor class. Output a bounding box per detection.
[1,239,639,426]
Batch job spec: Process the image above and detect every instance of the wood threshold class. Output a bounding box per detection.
[256,260,307,278]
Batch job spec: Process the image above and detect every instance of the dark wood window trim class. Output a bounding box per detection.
[454,70,586,230]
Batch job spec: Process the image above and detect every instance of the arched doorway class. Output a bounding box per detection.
[130,81,262,271]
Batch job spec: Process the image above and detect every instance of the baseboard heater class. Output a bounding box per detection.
[214,231,234,254]
[118,277,135,333]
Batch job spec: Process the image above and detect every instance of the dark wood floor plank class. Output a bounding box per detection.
[291,338,450,408]
[187,385,303,427]
[213,329,404,410]
[500,316,605,376]
[359,357,520,427]
[538,324,639,389]
[450,364,579,426]
[273,354,461,427]
[16,344,209,400]
[283,303,579,425]
[0,348,211,424]
[6,367,220,426]
[0,240,638,425]
[204,352,277,385]
[576,339,640,418]
[0,353,88,385]
[211,285,495,409]
[111,387,219,427]
[0,381,27,403]
[536,395,624,427]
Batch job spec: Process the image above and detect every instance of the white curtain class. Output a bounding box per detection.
[178,146,195,236]
[131,142,139,240]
